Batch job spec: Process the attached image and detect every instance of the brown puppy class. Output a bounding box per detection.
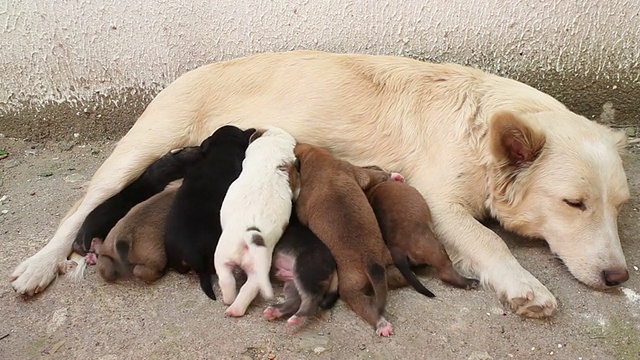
[294,143,403,337]
[366,180,480,292]
[94,181,179,283]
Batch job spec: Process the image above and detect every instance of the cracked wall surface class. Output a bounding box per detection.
[1,0,639,140]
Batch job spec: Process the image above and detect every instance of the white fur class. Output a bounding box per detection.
[10,51,630,319]
[214,126,297,317]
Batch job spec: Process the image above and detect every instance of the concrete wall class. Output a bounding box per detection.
[1,0,639,140]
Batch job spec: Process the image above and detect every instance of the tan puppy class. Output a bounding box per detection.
[366,180,480,292]
[294,143,403,337]
[94,182,179,283]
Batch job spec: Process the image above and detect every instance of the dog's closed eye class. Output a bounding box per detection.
[563,199,586,211]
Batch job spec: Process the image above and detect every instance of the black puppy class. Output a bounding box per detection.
[165,125,255,300]
[263,213,339,327]
[74,146,203,256]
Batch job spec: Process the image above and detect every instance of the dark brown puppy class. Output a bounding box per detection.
[294,143,403,337]
[263,213,339,327]
[94,182,179,283]
[366,180,480,291]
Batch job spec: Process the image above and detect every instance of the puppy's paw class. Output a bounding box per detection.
[263,306,283,321]
[490,267,557,318]
[84,253,97,265]
[11,251,63,296]
[225,305,246,318]
[57,260,78,275]
[390,172,405,182]
[286,315,306,327]
[375,318,394,337]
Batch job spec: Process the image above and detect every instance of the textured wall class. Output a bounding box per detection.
[1,0,639,139]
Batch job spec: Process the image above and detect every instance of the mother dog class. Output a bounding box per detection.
[11,50,630,318]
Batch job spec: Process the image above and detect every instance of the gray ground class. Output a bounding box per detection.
[0,134,639,360]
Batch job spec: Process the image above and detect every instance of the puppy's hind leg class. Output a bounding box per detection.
[244,231,274,300]
[11,115,188,295]
[263,281,302,321]
[133,265,165,283]
[225,277,261,317]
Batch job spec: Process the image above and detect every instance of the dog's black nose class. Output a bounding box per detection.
[602,269,629,286]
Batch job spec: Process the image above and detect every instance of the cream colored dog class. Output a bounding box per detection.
[11,50,630,319]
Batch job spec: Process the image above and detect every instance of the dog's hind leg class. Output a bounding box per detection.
[10,113,191,295]
[133,265,165,283]
[225,277,261,317]
[263,281,302,321]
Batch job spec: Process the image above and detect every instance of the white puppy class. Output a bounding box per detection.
[215,126,299,317]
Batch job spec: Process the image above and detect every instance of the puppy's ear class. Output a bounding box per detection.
[490,111,546,167]
[249,129,265,143]
[243,128,257,139]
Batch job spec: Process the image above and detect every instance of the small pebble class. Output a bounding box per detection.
[634,265,638,271]
[3,159,20,168]
[557,344,562,348]
[358,344,366,350]
[531,347,536,351]
[1,210,8,214]
[313,346,326,355]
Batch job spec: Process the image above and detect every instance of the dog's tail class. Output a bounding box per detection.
[244,228,274,300]
[198,270,217,300]
[366,262,389,314]
[390,247,435,298]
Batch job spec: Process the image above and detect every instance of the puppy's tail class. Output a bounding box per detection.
[116,239,131,265]
[390,247,435,298]
[198,271,217,300]
[366,262,389,314]
[244,229,274,300]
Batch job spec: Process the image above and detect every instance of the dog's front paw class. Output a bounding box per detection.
[11,251,64,295]
[491,267,557,318]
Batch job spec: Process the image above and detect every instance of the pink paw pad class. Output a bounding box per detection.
[263,306,282,321]
[85,253,97,265]
[375,321,394,337]
[286,315,306,327]
[390,172,405,182]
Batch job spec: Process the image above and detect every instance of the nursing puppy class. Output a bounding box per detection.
[215,126,299,317]
[94,181,180,283]
[366,179,480,293]
[294,143,404,337]
[165,125,255,300]
[263,213,339,327]
[74,145,202,256]
[14,52,630,320]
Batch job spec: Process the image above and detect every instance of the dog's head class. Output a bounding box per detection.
[200,125,256,153]
[488,111,630,289]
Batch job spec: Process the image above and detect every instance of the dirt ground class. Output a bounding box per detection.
[0,134,639,360]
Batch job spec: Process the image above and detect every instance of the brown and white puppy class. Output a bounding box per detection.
[366,179,480,293]
[215,126,299,317]
[294,143,404,337]
[94,181,180,283]
[263,213,339,327]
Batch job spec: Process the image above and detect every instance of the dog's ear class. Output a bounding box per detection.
[249,129,265,143]
[490,111,546,167]
[611,130,628,156]
[243,128,257,140]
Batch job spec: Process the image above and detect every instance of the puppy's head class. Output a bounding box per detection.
[200,125,253,153]
[488,111,630,289]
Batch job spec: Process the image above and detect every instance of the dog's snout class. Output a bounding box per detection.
[602,268,630,287]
